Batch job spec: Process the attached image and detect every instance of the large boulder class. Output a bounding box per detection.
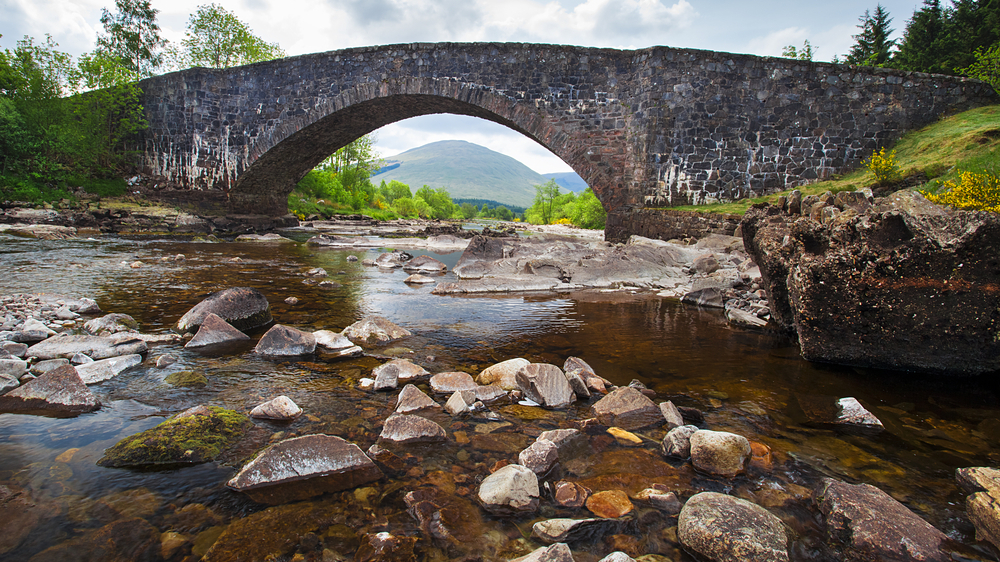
[956,467,1000,551]
[814,478,949,562]
[591,387,662,430]
[741,202,1000,375]
[0,365,100,416]
[97,405,251,468]
[26,334,147,360]
[185,313,250,348]
[227,434,382,504]
[176,287,272,333]
[679,492,789,562]
[689,430,752,477]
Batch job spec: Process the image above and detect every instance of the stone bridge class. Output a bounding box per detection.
[137,42,995,235]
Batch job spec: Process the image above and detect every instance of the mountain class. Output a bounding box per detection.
[543,172,589,193]
[371,140,586,208]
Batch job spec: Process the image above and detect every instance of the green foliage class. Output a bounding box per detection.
[415,185,457,219]
[889,0,1000,74]
[96,0,165,79]
[528,179,561,224]
[180,4,284,69]
[847,5,896,66]
[960,42,1000,95]
[459,202,478,219]
[525,184,606,229]
[781,40,816,61]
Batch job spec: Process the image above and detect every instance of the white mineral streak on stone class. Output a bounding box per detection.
[837,397,884,431]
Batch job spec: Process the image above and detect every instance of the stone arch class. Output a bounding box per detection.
[229,77,622,215]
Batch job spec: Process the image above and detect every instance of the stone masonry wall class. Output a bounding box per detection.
[606,209,742,244]
[136,43,997,218]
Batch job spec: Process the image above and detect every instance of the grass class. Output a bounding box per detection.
[668,104,1000,215]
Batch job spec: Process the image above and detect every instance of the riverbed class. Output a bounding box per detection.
[1,228,998,561]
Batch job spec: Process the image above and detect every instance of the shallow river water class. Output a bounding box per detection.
[1,229,999,561]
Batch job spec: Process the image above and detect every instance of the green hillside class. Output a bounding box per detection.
[372,140,555,207]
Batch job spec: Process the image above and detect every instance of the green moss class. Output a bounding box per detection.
[164,370,209,388]
[97,406,251,469]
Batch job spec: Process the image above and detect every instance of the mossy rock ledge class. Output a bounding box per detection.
[98,405,252,469]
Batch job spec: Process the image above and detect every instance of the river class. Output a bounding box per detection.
[0,228,997,561]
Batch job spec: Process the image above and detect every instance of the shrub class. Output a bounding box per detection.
[553,217,573,225]
[864,148,902,186]
[922,171,1000,212]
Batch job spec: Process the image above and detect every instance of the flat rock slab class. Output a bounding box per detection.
[511,543,574,562]
[402,255,447,272]
[186,313,250,348]
[342,316,411,344]
[797,394,884,435]
[176,287,272,333]
[26,334,147,361]
[254,324,316,356]
[0,365,100,417]
[679,491,789,562]
[592,387,662,430]
[372,359,429,391]
[76,354,142,384]
[429,371,478,394]
[378,414,447,444]
[815,478,949,562]
[97,405,251,468]
[586,490,633,518]
[313,330,362,358]
[227,434,382,504]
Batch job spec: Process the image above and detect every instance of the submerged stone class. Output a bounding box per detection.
[164,370,209,388]
[679,492,789,562]
[592,387,662,430]
[97,405,251,468]
[532,518,622,544]
[201,501,343,562]
[227,434,382,504]
[26,517,159,562]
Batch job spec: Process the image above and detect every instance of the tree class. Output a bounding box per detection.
[960,43,1000,95]
[893,0,948,73]
[781,40,816,61]
[181,4,284,69]
[530,179,561,224]
[96,0,165,79]
[846,5,896,66]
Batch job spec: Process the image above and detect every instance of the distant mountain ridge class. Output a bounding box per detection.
[371,140,587,207]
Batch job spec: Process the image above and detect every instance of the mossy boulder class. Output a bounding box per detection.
[97,405,251,469]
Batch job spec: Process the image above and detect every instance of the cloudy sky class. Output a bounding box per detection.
[3,0,925,173]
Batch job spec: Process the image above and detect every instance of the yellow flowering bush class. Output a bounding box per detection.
[864,148,902,186]
[553,217,573,225]
[923,171,1000,212]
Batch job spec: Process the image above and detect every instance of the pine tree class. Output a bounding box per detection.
[846,5,896,66]
[893,0,948,73]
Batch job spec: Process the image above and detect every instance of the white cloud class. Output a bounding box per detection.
[744,26,809,59]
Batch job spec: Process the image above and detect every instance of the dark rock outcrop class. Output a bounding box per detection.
[742,200,1000,375]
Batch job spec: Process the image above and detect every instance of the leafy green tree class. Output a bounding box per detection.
[943,0,1000,72]
[568,188,607,229]
[493,205,514,221]
[781,40,816,61]
[459,202,478,219]
[96,0,165,79]
[529,179,560,224]
[378,180,411,203]
[180,4,284,69]
[847,5,896,66]
[960,43,1000,95]
[415,185,456,219]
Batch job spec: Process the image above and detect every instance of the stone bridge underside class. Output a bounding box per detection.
[137,42,995,225]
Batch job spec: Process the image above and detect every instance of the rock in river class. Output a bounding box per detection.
[253,324,316,356]
[516,363,574,409]
[313,330,362,357]
[0,365,100,416]
[956,467,1000,551]
[591,387,662,430]
[378,414,447,444]
[175,287,272,333]
[429,371,478,394]
[395,384,439,413]
[478,463,539,516]
[227,434,382,504]
[679,492,789,562]
[689,429,751,477]
[97,405,251,468]
[402,255,447,273]
[26,334,147,360]
[250,395,302,420]
[341,315,411,344]
[75,353,142,384]
[662,425,700,459]
[814,478,949,562]
[185,313,250,348]
[83,313,138,335]
[478,358,530,390]
[532,518,622,544]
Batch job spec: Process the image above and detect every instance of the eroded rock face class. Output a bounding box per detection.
[815,478,949,562]
[176,287,272,333]
[227,434,382,504]
[679,492,789,562]
[741,202,1000,375]
[956,467,1000,551]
